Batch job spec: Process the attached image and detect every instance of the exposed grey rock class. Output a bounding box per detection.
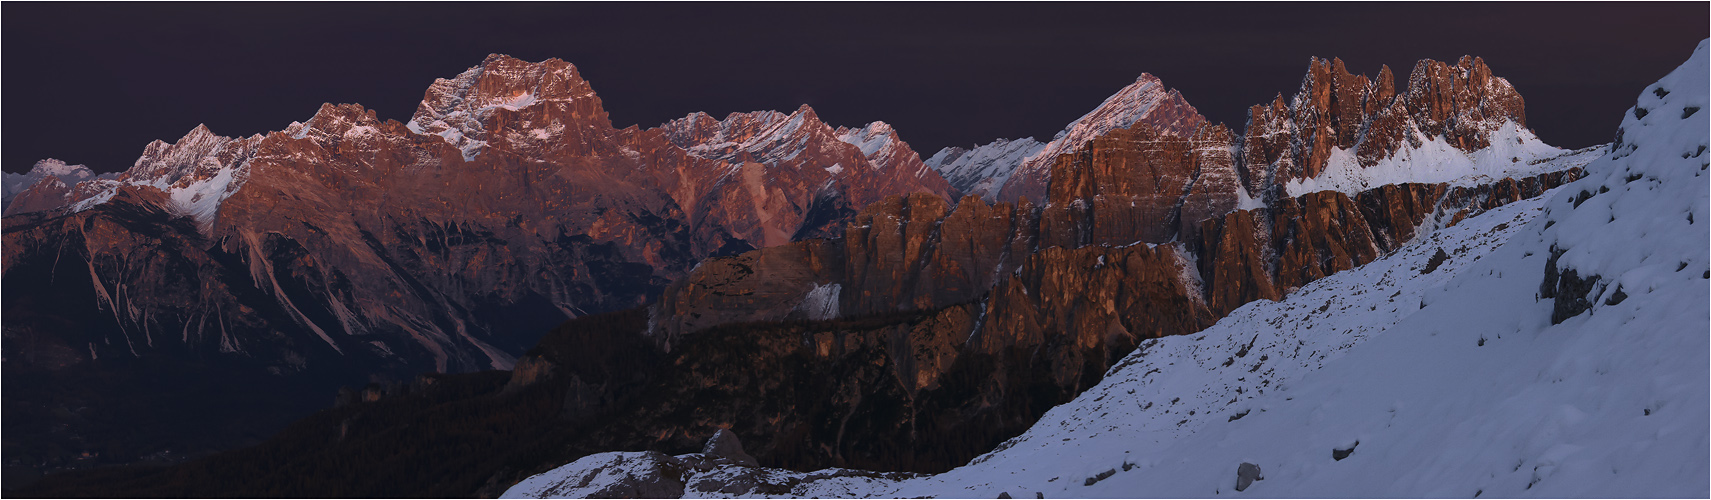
[702,429,759,467]
[1333,441,1360,461]
[1236,462,1264,492]
[998,492,1012,498]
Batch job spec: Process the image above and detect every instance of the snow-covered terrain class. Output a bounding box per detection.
[924,138,1046,201]
[2,159,112,211]
[64,125,260,231]
[505,41,1709,499]
[1283,122,1603,198]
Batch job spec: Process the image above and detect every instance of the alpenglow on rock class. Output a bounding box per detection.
[0,53,959,470]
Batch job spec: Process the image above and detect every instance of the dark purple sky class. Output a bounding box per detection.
[4,2,1706,174]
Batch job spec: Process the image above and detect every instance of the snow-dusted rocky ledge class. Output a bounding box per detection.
[1283,121,1602,198]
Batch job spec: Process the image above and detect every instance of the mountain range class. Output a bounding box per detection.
[6,39,1695,499]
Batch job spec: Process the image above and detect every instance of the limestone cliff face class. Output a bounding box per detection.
[996,73,1208,204]
[1039,123,1238,248]
[1241,56,1530,199]
[1196,169,1582,316]
[644,67,1582,471]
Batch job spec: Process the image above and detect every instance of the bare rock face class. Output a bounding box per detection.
[842,193,953,315]
[1039,123,1238,248]
[997,73,1208,204]
[649,239,845,351]
[5,175,73,217]
[1195,169,1582,316]
[652,193,1036,343]
[973,243,1216,388]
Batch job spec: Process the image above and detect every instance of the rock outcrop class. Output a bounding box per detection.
[701,429,758,467]
[995,73,1208,204]
[1235,462,1264,492]
[1240,56,1533,200]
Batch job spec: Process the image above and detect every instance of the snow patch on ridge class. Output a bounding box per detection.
[46,125,261,231]
[3,159,110,211]
[1284,121,1592,197]
[835,121,897,162]
[926,138,1046,201]
[795,283,842,321]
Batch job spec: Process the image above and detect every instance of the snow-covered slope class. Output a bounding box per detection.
[924,138,1046,201]
[505,40,1709,499]
[2,159,113,212]
[834,120,941,182]
[56,124,262,231]
[1283,122,1600,197]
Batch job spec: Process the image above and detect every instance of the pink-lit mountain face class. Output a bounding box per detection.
[2,51,1591,484]
[4,54,957,372]
[0,54,958,470]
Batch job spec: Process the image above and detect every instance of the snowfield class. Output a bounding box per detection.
[1282,122,1603,198]
[506,41,1708,499]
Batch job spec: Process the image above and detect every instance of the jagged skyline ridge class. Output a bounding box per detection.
[4,2,1707,174]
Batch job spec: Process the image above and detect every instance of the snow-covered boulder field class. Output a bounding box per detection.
[505,40,1708,499]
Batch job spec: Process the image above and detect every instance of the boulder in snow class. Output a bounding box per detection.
[1236,462,1264,492]
[702,429,759,467]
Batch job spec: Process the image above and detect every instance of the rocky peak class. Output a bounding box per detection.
[924,137,1046,202]
[997,72,1209,203]
[3,159,105,212]
[834,121,899,162]
[835,120,942,185]
[658,110,793,160]
[1242,54,1541,201]
[21,158,98,180]
[302,103,384,134]
[3,174,72,216]
[126,124,237,183]
[724,104,842,165]
[1402,55,1526,133]
[406,54,612,160]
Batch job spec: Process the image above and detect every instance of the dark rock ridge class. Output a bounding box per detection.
[1,53,956,471]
